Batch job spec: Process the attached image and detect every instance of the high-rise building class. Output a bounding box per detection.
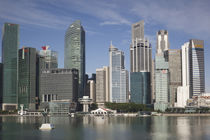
[132,20,144,42]
[40,68,78,109]
[88,80,96,103]
[168,49,182,107]
[176,42,190,107]
[189,39,205,96]
[151,59,155,103]
[109,43,129,103]
[176,39,205,107]
[18,47,37,110]
[130,20,152,104]
[39,45,58,69]
[96,66,109,105]
[64,20,85,98]
[154,30,170,111]
[130,20,152,72]
[2,23,19,110]
[130,72,151,104]
[85,73,96,102]
[0,63,3,108]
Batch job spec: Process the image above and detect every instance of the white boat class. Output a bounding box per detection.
[39,123,54,130]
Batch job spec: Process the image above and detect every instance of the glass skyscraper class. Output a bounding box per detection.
[18,47,37,110]
[154,30,170,112]
[130,20,152,104]
[130,72,151,104]
[189,39,205,96]
[39,45,58,69]
[2,23,19,110]
[64,20,85,98]
[109,43,128,103]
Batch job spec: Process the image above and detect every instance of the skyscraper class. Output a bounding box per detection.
[109,43,128,103]
[154,30,170,111]
[96,66,109,106]
[130,20,152,72]
[189,39,205,96]
[168,49,182,107]
[2,23,19,110]
[176,42,190,107]
[39,46,58,69]
[176,39,205,107]
[0,63,3,108]
[130,20,152,104]
[18,47,37,110]
[64,20,85,98]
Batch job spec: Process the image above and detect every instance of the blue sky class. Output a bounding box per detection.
[0,0,210,92]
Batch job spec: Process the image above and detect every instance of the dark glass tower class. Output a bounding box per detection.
[130,72,151,104]
[189,39,205,96]
[2,23,19,110]
[18,47,37,110]
[64,20,85,98]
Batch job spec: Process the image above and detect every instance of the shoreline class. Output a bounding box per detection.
[162,113,210,116]
[2,113,210,117]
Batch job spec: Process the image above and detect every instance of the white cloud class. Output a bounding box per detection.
[0,0,73,29]
[131,0,210,38]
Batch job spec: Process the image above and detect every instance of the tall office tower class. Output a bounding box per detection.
[176,42,190,107]
[109,43,129,103]
[39,46,58,69]
[130,20,152,104]
[40,68,78,109]
[154,30,170,112]
[132,20,144,43]
[96,66,109,106]
[64,20,85,98]
[156,30,169,54]
[176,39,205,107]
[2,23,19,110]
[0,63,3,108]
[18,47,37,110]
[151,59,155,103]
[168,49,182,107]
[130,72,151,104]
[85,73,96,101]
[189,39,205,96]
[88,80,96,103]
[130,20,152,72]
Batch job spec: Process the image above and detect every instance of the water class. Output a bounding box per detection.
[0,116,210,140]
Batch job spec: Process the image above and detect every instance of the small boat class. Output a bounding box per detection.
[39,123,54,130]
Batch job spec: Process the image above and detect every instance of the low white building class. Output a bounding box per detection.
[91,108,116,115]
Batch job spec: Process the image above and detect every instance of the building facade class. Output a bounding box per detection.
[109,43,128,103]
[130,20,152,104]
[18,47,37,110]
[39,45,58,69]
[96,66,109,105]
[40,68,78,109]
[176,42,190,107]
[64,20,85,98]
[189,39,205,96]
[168,49,182,107]
[2,23,19,110]
[176,40,205,107]
[0,63,3,108]
[130,72,151,104]
[154,30,170,111]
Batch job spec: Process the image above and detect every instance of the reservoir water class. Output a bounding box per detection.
[0,116,210,140]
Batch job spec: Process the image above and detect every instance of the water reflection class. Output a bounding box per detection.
[0,116,210,140]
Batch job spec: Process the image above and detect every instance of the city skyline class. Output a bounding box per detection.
[0,0,209,92]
